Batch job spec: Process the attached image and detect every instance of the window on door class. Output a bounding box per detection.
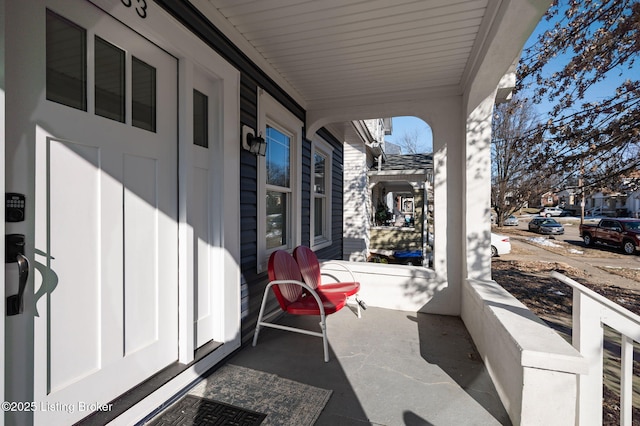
[46,9,157,132]
[193,89,209,148]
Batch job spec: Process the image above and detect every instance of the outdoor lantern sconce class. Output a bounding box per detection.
[242,125,267,156]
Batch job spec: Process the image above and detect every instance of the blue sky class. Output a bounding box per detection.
[386,4,634,154]
[385,116,433,153]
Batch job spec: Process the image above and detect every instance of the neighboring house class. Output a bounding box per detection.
[585,190,628,216]
[556,188,581,214]
[540,190,559,207]
[367,153,434,266]
[343,123,434,266]
[625,188,640,218]
[2,2,586,426]
[342,119,389,262]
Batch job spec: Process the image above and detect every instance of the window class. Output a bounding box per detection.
[46,10,87,111]
[131,57,156,132]
[311,138,333,249]
[266,126,291,249]
[193,89,208,148]
[95,36,125,122]
[257,91,302,272]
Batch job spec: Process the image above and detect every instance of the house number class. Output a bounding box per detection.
[121,0,148,19]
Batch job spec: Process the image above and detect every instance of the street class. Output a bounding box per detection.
[494,215,640,291]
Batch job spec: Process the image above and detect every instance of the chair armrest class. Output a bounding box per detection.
[320,261,358,283]
[267,279,327,317]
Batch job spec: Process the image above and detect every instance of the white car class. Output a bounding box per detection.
[504,215,519,226]
[491,233,511,257]
[539,206,564,217]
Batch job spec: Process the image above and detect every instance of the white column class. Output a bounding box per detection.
[465,93,495,281]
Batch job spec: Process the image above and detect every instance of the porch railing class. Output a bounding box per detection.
[551,271,640,426]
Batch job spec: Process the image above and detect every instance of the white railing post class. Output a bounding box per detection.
[573,290,604,426]
[552,271,640,426]
[621,335,633,426]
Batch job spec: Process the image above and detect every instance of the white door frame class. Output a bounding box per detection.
[1,0,6,424]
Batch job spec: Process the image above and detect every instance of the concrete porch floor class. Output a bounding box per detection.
[220,306,511,426]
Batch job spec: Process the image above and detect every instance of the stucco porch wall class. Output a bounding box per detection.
[462,278,589,426]
[319,261,450,314]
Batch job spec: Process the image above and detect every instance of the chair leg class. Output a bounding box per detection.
[253,285,271,347]
[319,317,329,363]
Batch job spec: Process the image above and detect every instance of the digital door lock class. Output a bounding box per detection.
[5,193,29,316]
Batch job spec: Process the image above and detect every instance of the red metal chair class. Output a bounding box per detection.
[252,250,347,362]
[293,245,365,318]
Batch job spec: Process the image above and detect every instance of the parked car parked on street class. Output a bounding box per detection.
[504,215,519,226]
[528,217,565,235]
[539,206,565,217]
[491,232,511,257]
[579,218,640,255]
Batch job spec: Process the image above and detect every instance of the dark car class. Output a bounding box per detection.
[528,217,565,235]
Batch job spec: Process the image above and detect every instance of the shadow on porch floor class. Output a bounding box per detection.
[206,306,511,425]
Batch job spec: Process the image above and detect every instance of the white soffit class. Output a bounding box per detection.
[203,0,493,109]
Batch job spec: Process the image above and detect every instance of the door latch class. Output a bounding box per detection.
[6,234,29,316]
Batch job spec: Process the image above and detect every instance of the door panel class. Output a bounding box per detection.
[123,154,160,355]
[48,139,101,393]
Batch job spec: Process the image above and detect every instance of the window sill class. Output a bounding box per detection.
[311,238,332,251]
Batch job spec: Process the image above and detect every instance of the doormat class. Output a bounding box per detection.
[188,364,333,426]
[148,395,266,426]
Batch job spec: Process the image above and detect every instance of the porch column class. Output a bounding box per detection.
[464,93,496,280]
[425,96,464,315]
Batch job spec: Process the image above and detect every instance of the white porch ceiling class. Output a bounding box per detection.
[200,0,499,110]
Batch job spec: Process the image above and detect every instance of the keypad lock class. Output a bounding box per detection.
[6,193,25,222]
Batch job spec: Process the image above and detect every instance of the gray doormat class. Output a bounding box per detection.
[189,364,333,426]
[148,395,266,425]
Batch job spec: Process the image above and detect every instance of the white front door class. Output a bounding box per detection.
[5,1,178,424]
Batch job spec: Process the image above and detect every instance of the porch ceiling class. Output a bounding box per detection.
[199,0,497,110]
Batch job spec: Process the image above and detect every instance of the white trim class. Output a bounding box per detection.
[257,90,303,273]
[0,0,6,422]
[310,136,334,251]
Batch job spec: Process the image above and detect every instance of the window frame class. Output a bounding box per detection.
[310,136,333,250]
[257,90,302,273]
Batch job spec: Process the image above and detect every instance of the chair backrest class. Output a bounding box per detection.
[293,245,321,290]
[268,250,304,308]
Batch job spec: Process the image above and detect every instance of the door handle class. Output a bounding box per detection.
[7,254,29,316]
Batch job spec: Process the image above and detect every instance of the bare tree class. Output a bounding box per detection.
[396,128,430,154]
[517,0,640,189]
[492,97,550,226]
